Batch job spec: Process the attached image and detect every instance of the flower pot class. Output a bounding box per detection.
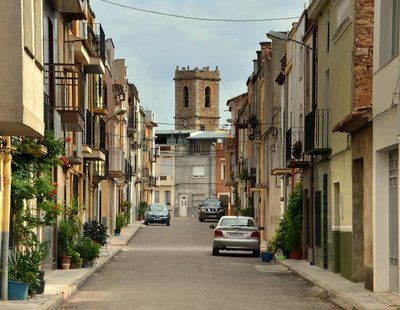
[261,252,273,263]
[291,250,302,260]
[34,271,46,294]
[61,255,72,269]
[114,229,121,236]
[8,280,29,300]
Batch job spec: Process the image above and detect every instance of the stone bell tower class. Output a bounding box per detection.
[174,66,220,131]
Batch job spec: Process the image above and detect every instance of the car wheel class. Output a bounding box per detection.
[253,250,260,257]
[166,221,170,226]
[212,247,219,256]
[144,222,148,226]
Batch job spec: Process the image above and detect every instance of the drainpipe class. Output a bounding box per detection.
[1,136,11,300]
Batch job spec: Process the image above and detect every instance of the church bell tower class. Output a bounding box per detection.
[174,66,220,131]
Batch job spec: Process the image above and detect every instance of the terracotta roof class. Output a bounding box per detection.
[332,106,372,134]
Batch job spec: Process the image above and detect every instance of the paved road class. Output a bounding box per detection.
[61,218,339,310]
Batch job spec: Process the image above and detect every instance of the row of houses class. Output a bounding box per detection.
[0,0,157,293]
[226,0,398,295]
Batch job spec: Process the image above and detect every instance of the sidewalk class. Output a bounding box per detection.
[0,221,143,310]
[279,259,400,310]
[2,222,400,310]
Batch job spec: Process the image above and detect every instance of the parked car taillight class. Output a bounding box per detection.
[250,231,260,238]
[214,229,223,237]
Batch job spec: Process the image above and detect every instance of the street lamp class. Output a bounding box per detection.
[105,108,127,123]
[266,31,317,55]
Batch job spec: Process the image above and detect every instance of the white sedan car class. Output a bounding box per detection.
[210,216,263,257]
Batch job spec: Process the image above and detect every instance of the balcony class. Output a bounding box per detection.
[108,147,126,179]
[286,128,310,169]
[305,109,331,155]
[83,115,106,161]
[56,106,85,132]
[93,81,108,116]
[82,110,92,154]
[270,139,291,176]
[55,0,86,20]
[92,160,108,185]
[127,116,136,134]
[74,23,105,74]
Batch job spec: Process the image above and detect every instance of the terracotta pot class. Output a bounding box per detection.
[61,255,72,269]
[291,250,302,260]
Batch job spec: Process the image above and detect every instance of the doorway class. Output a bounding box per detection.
[179,194,187,217]
[389,151,399,293]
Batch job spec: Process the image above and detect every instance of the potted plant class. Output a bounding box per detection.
[75,237,101,268]
[83,220,109,246]
[284,180,303,259]
[114,213,124,236]
[69,249,83,269]
[8,251,39,300]
[137,201,147,221]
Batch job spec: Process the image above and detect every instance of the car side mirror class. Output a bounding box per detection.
[209,224,216,229]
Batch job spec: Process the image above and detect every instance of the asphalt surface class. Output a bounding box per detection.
[60,218,338,310]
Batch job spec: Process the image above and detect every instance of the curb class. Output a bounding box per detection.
[279,261,352,310]
[43,248,122,310]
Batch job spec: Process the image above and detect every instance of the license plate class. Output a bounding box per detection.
[228,232,245,237]
[209,215,217,218]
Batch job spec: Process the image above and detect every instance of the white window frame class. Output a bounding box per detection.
[192,165,205,178]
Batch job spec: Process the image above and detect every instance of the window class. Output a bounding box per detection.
[205,87,211,108]
[192,165,205,178]
[392,0,400,57]
[184,86,189,107]
[379,0,400,65]
[161,158,172,175]
[23,0,43,63]
[154,190,160,203]
[165,191,171,205]
[221,164,226,181]
[336,0,351,29]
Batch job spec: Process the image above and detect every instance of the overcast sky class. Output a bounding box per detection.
[90,0,306,130]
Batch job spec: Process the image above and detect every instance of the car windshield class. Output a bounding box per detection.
[149,204,167,212]
[203,200,220,206]
[219,218,255,227]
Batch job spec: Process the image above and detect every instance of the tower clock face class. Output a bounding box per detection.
[182,119,188,128]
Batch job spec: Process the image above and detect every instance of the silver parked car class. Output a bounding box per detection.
[144,203,171,226]
[210,216,262,257]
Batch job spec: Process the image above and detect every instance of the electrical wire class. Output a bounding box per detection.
[97,0,299,23]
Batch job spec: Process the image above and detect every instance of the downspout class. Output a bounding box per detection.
[1,137,12,300]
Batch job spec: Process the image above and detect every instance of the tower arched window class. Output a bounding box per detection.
[184,86,189,107]
[205,87,211,108]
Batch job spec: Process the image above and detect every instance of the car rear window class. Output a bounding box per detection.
[220,218,255,227]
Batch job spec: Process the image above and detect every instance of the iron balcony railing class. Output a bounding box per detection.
[108,147,126,176]
[286,127,310,168]
[83,23,105,63]
[92,116,106,151]
[305,109,331,155]
[93,80,107,111]
[85,109,92,147]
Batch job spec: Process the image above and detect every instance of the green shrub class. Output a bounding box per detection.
[240,207,254,217]
[75,237,101,266]
[83,220,109,246]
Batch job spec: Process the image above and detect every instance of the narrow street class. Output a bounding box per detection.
[61,218,339,310]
